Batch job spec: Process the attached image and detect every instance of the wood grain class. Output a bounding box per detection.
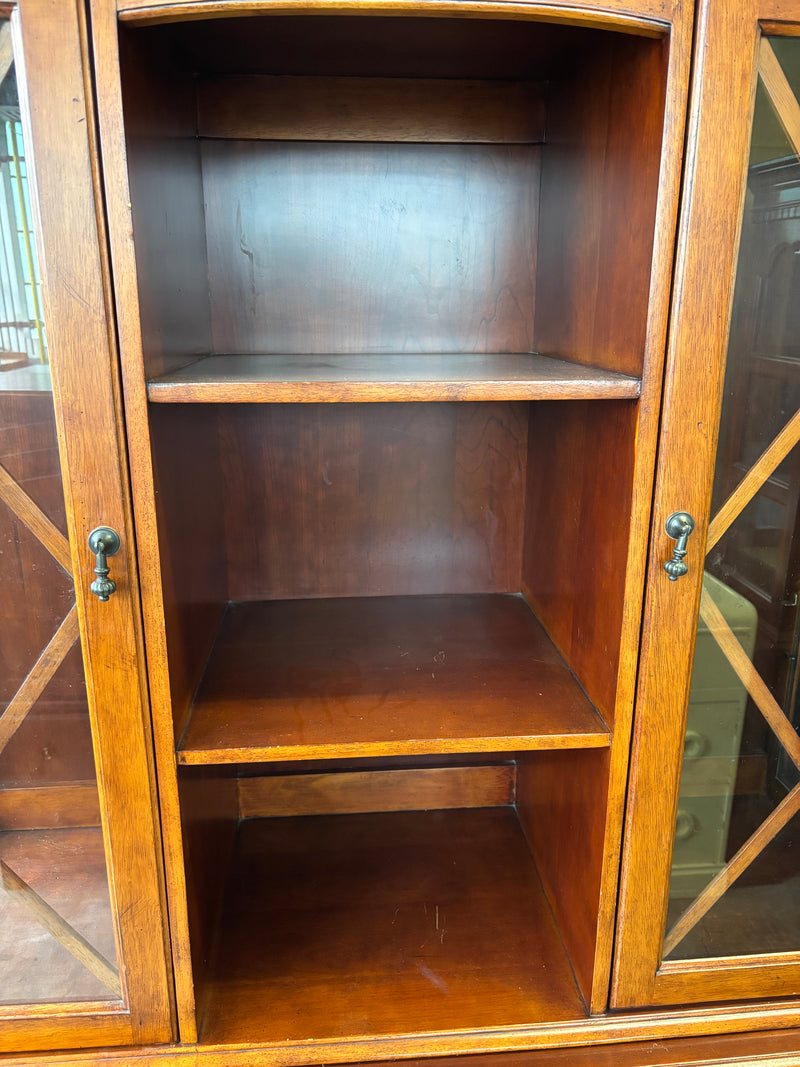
[197,75,545,143]
[147,353,641,404]
[115,1,674,36]
[20,0,175,1044]
[516,748,611,1012]
[177,594,610,764]
[0,859,122,998]
[237,765,516,818]
[148,406,227,738]
[200,809,587,1045]
[611,0,770,1011]
[117,25,212,380]
[522,400,636,729]
[534,33,667,377]
[176,766,237,1039]
[217,402,527,601]
[202,141,539,358]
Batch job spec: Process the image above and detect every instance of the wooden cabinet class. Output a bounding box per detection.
[5,0,800,1063]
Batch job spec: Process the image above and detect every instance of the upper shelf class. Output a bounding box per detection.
[146,352,641,404]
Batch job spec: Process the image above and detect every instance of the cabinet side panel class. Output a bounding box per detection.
[522,400,636,728]
[516,748,610,1010]
[220,402,527,600]
[117,32,227,734]
[177,765,238,1033]
[535,35,667,377]
[149,406,227,737]
[118,28,212,377]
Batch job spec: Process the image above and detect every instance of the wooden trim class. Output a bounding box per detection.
[197,75,546,144]
[662,781,800,956]
[238,765,516,818]
[611,0,764,1009]
[0,607,80,754]
[706,403,800,551]
[7,1007,800,1066]
[759,35,800,155]
[12,0,174,1045]
[0,859,123,997]
[147,353,642,404]
[88,0,205,1039]
[698,586,800,769]
[0,461,72,572]
[0,783,101,830]
[115,0,672,38]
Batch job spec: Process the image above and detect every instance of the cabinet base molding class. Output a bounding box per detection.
[6,1017,800,1067]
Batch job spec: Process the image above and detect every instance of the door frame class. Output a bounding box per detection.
[613,0,800,1009]
[0,0,173,1050]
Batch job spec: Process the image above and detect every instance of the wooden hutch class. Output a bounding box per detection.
[3,0,800,1064]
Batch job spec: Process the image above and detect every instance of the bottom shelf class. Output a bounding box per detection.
[200,806,587,1045]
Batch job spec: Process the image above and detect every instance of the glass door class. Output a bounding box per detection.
[0,0,171,1051]
[614,0,800,1010]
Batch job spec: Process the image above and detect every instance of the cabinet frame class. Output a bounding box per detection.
[613,0,800,1010]
[90,0,695,1049]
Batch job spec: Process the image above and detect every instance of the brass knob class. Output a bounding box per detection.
[88,527,120,601]
[664,512,695,581]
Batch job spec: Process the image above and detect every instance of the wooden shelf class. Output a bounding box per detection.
[147,353,641,404]
[200,807,587,1045]
[177,594,610,764]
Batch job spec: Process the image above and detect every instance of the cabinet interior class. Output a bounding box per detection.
[116,10,668,1043]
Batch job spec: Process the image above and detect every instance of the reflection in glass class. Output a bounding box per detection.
[0,23,120,1004]
[665,39,800,961]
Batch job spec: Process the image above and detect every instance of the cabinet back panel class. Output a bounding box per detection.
[217,402,527,600]
[202,142,539,356]
[197,75,546,144]
[535,34,667,377]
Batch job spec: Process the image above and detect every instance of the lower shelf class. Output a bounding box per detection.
[200,806,587,1045]
[177,593,610,764]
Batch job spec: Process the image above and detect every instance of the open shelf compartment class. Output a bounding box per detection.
[106,3,675,1039]
[198,805,588,1045]
[177,593,611,765]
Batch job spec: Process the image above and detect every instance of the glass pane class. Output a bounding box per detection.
[0,24,121,1005]
[664,38,800,962]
